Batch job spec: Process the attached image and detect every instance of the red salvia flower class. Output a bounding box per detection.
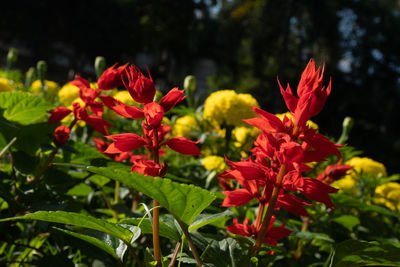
[97,63,128,90]
[317,161,353,184]
[54,125,70,146]
[48,107,72,124]
[123,65,156,104]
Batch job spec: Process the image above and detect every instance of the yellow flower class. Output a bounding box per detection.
[58,83,80,105]
[232,126,260,152]
[114,90,137,106]
[202,155,228,173]
[332,176,358,195]
[203,90,259,127]
[31,80,59,96]
[0,78,14,92]
[345,157,387,179]
[275,112,319,130]
[172,115,198,138]
[374,182,400,211]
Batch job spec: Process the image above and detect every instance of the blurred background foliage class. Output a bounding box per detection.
[0,0,399,173]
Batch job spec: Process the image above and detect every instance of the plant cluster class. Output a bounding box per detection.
[0,49,400,266]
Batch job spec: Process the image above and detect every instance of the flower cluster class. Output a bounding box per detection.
[221,59,342,251]
[99,64,201,176]
[374,182,400,211]
[47,64,127,146]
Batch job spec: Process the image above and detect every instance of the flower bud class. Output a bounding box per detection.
[95,56,106,78]
[337,116,354,145]
[7,48,18,68]
[183,75,196,94]
[25,67,36,88]
[36,60,47,82]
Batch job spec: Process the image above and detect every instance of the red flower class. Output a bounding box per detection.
[100,95,144,119]
[143,102,165,127]
[123,65,156,104]
[131,159,167,177]
[300,178,339,208]
[48,107,72,124]
[54,125,70,146]
[317,161,353,184]
[159,87,186,112]
[97,63,128,90]
[104,133,146,154]
[278,59,331,127]
[163,137,201,155]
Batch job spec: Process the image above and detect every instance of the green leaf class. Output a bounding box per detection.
[0,211,134,244]
[189,210,233,231]
[332,215,360,231]
[331,194,400,217]
[332,240,400,267]
[119,218,181,241]
[53,227,121,261]
[0,92,53,124]
[60,164,216,226]
[67,183,93,196]
[293,231,334,243]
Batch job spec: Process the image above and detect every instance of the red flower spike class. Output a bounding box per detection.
[160,87,186,112]
[100,95,144,119]
[105,133,146,154]
[54,125,70,146]
[143,102,165,127]
[97,63,128,90]
[123,65,156,104]
[164,137,201,155]
[317,162,353,184]
[48,107,72,124]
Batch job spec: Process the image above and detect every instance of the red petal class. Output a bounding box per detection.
[105,133,146,153]
[165,137,201,155]
[48,107,72,124]
[244,107,285,134]
[160,87,186,112]
[222,189,254,207]
[100,95,144,119]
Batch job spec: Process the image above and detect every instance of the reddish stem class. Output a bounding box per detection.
[152,127,162,267]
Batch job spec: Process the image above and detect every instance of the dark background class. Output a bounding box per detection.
[1,0,399,174]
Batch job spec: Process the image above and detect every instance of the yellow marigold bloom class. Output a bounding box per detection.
[203,90,259,127]
[332,176,358,195]
[0,78,14,92]
[345,157,387,179]
[275,112,318,130]
[31,80,59,96]
[202,155,228,173]
[374,182,400,211]
[233,126,260,151]
[172,115,198,138]
[114,90,137,106]
[58,83,80,105]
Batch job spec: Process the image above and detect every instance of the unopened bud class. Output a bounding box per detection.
[95,56,106,78]
[154,90,163,102]
[36,60,47,82]
[7,48,18,68]
[184,75,196,94]
[25,67,36,88]
[337,116,354,145]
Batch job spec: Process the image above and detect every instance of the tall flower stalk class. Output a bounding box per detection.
[220,59,342,256]
[100,64,201,266]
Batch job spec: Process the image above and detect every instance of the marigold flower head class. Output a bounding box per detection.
[374,182,400,211]
[58,83,80,105]
[203,90,259,127]
[332,176,358,194]
[172,115,198,138]
[31,80,59,96]
[0,78,14,92]
[345,157,387,179]
[114,90,138,106]
[232,126,260,152]
[202,155,228,173]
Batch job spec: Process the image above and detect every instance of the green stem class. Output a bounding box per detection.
[177,221,202,266]
[152,127,162,267]
[251,164,287,255]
